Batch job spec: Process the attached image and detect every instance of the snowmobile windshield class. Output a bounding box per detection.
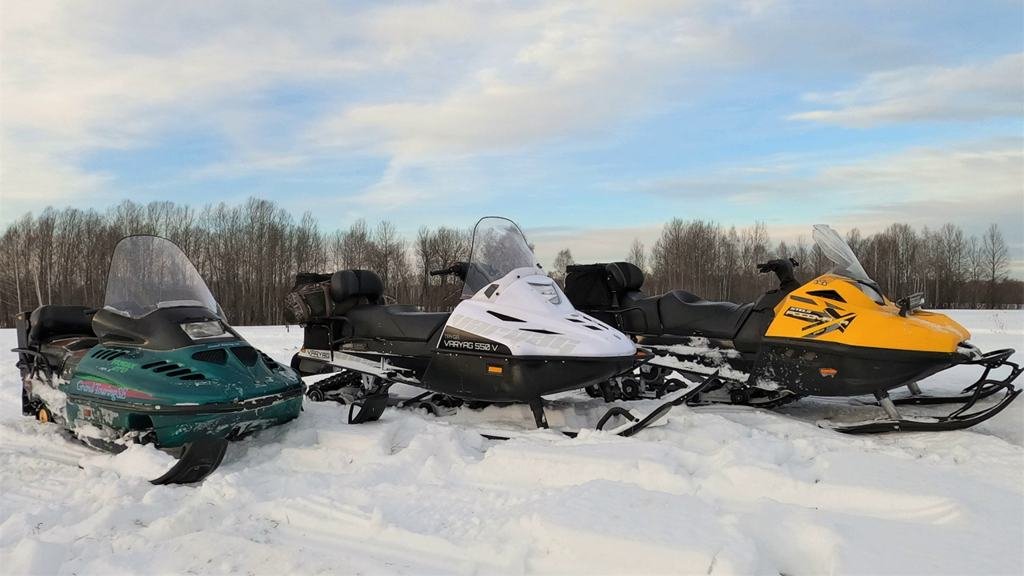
[103,235,220,319]
[812,224,880,290]
[462,217,540,298]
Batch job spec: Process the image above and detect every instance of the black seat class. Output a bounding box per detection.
[329,269,449,342]
[651,290,753,340]
[346,304,450,341]
[604,262,752,340]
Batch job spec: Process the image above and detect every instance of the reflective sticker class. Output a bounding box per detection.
[301,348,332,361]
[75,379,154,400]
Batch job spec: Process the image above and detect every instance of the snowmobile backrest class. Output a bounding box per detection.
[606,262,645,293]
[28,305,96,346]
[330,269,384,312]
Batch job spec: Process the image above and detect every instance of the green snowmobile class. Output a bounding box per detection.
[13,235,303,484]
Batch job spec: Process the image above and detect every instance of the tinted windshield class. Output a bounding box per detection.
[812,224,875,285]
[462,217,539,297]
[104,235,219,319]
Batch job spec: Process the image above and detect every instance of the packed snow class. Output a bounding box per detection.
[1,311,1022,575]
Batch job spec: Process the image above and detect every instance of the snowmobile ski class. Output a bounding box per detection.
[150,437,230,485]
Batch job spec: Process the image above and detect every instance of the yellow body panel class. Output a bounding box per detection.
[765,274,970,354]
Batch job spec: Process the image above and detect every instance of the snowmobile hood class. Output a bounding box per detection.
[766,273,970,355]
[67,340,303,408]
[456,270,635,358]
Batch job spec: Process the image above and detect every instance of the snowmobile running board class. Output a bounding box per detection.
[298,348,421,385]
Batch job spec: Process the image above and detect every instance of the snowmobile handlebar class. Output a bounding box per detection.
[756,257,799,274]
[757,258,800,287]
[430,262,469,280]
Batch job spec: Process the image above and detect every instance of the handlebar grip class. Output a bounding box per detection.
[757,257,800,273]
[429,269,447,276]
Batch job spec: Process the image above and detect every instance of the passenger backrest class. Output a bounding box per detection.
[28,305,96,346]
[606,262,645,294]
[330,269,384,314]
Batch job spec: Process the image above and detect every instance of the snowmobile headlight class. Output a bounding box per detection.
[529,282,561,305]
[180,320,227,339]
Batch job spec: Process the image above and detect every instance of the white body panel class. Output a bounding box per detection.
[443,267,635,358]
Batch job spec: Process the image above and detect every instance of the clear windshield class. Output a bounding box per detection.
[103,235,219,319]
[812,224,875,285]
[462,217,540,297]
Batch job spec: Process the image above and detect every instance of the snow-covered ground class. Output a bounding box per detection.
[1,311,1022,575]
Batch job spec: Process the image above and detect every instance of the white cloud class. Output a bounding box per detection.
[630,137,1022,205]
[0,135,112,217]
[2,0,776,214]
[790,53,1024,127]
[819,139,1023,203]
[529,224,662,270]
[531,138,1024,269]
[312,1,733,158]
[1,0,1020,225]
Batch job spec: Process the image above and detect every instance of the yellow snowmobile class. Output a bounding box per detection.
[565,225,1021,433]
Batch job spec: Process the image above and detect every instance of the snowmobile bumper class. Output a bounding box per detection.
[149,391,304,447]
[828,348,1021,434]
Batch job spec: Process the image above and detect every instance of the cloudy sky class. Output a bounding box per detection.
[1,1,1021,269]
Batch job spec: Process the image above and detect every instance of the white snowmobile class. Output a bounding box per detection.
[288,217,714,435]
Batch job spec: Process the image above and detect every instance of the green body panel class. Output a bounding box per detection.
[147,396,303,447]
[61,340,303,448]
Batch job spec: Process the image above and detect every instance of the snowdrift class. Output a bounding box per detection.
[1,311,1021,575]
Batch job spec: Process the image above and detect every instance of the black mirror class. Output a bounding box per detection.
[897,292,925,317]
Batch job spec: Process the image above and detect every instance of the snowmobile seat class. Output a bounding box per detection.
[328,269,449,342]
[601,262,753,340]
[647,290,753,340]
[345,304,450,342]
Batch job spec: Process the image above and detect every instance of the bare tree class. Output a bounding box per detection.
[1,203,1022,328]
[551,248,575,286]
[626,239,647,272]
[982,223,1009,308]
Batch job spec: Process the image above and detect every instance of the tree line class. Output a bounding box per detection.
[0,198,1019,328]
[611,219,1019,308]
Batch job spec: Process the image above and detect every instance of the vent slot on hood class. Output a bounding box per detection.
[231,346,259,366]
[192,348,228,365]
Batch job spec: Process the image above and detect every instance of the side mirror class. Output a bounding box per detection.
[897,292,925,317]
